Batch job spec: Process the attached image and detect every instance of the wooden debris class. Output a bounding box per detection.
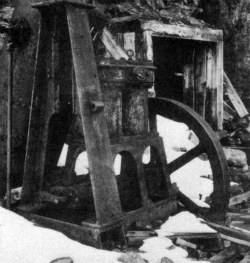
[126,230,157,246]
[238,215,250,224]
[205,221,250,247]
[227,212,244,221]
[210,244,240,263]
[229,191,250,207]
[101,27,128,60]
[224,101,237,120]
[224,72,248,118]
[175,237,197,249]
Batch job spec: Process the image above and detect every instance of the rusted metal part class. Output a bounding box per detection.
[98,60,155,136]
[149,97,230,219]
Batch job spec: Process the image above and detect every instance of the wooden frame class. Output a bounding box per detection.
[142,20,224,130]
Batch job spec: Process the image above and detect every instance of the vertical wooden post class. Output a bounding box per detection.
[22,10,55,202]
[143,30,153,62]
[214,41,224,130]
[183,64,195,109]
[66,5,122,225]
[194,46,207,116]
[6,43,14,209]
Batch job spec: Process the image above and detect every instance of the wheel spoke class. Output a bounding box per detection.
[149,97,230,218]
[167,144,204,174]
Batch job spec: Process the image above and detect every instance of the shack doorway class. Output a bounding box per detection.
[152,36,218,128]
[153,37,197,102]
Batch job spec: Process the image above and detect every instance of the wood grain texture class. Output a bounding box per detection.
[66,5,122,225]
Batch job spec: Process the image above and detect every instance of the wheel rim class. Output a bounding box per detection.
[149,97,230,218]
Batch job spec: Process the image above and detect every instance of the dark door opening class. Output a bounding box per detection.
[153,37,199,102]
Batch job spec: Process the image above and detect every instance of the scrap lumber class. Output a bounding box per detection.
[175,237,197,249]
[126,230,157,246]
[224,72,248,118]
[238,215,250,224]
[39,191,67,205]
[209,244,240,263]
[229,191,250,207]
[224,101,237,120]
[206,221,250,247]
[101,27,128,60]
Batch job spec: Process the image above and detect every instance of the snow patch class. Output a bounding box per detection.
[157,116,213,204]
[156,211,216,237]
[0,207,121,263]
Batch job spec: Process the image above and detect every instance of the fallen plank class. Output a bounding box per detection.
[229,191,250,207]
[210,244,240,263]
[205,221,250,247]
[175,237,197,249]
[227,212,245,221]
[230,221,250,234]
[224,72,248,118]
[126,231,157,246]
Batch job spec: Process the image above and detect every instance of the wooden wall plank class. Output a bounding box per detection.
[143,30,153,61]
[123,32,136,60]
[183,64,195,109]
[194,46,206,116]
[214,41,224,130]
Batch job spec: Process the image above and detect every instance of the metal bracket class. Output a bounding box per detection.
[90,100,105,113]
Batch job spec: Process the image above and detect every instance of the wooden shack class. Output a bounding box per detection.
[94,1,224,130]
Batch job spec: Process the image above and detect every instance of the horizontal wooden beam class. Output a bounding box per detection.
[141,20,223,42]
[32,0,94,8]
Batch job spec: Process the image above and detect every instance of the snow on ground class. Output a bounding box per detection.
[156,211,216,236]
[0,207,121,263]
[138,212,214,263]
[157,116,213,205]
[0,207,213,263]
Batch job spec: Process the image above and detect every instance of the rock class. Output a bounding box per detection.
[135,220,153,231]
[118,252,146,263]
[223,148,248,168]
[188,130,199,146]
[50,257,73,263]
[242,164,249,172]
[230,183,244,197]
[4,186,22,204]
[160,257,174,263]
